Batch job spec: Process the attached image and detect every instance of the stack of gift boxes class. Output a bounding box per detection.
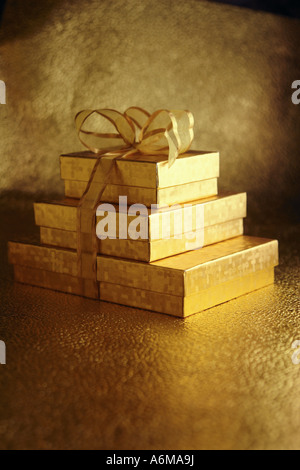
[8,150,278,317]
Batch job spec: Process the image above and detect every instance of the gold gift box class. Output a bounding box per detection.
[99,236,278,316]
[100,269,275,317]
[40,219,243,262]
[60,150,220,187]
[35,193,246,234]
[60,150,219,206]
[8,236,279,317]
[34,193,247,261]
[13,264,274,317]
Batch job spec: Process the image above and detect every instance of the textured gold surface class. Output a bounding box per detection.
[1,196,299,449]
[60,151,220,188]
[64,178,219,207]
[100,268,275,317]
[40,219,244,262]
[98,236,278,296]
[35,193,246,234]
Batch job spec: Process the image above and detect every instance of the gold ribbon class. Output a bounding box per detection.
[74,107,194,298]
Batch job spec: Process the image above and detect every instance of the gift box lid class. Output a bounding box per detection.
[60,150,220,189]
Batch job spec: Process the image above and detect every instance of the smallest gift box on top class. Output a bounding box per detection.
[60,150,219,207]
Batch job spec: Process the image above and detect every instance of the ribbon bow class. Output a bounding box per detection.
[75,107,194,167]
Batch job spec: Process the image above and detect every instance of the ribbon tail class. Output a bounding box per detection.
[164,129,179,168]
[77,150,138,298]
[77,156,118,298]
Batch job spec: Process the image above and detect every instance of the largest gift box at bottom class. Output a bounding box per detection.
[8,236,279,318]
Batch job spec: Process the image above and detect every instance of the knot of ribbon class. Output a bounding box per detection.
[74,107,194,299]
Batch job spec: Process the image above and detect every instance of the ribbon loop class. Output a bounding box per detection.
[124,107,151,131]
[75,108,135,154]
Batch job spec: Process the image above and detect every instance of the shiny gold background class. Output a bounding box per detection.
[0,0,300,450]
[0,0,300,218]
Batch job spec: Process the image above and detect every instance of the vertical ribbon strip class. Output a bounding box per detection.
[75,107,194,298]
